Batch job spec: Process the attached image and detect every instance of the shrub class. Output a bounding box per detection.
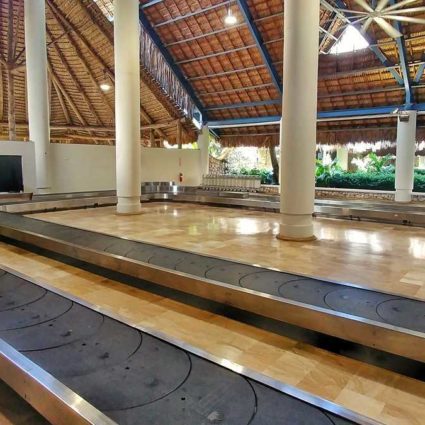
[316,171,425,192]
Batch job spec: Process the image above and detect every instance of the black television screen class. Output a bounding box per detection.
[0,155,24,193]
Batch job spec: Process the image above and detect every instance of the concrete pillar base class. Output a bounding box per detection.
[395,189,412,203]
[116,196,142,215]
[277,214,316,241]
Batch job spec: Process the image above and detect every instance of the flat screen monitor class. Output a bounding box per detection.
[0,155,24,193]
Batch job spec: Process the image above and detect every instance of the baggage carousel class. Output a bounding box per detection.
[0,211,424,378]
[0,267,376,425]
[2,186,425,227]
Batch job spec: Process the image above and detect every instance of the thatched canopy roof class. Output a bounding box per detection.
[0,0,197,145]
[1,0,425,147]
[140,0,425,146]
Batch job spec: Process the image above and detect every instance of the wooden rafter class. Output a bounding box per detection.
[52,77,71,124]
[46,3,114,122]
[7,0,16,140]
[47,62,87,126]
[46,27,103,126]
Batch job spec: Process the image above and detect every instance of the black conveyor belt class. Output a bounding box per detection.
[0,211,424,334]
[0,268,357,425]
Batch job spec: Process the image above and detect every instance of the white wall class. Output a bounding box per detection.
[0,142,202,193]
[50,144,116,193]
[140,148,202,186]
[0,141,36,192]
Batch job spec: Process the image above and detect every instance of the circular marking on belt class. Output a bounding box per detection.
[0,291,72,331]
[0,303,103,351]
[124,245,161,263]
[64,334,191,411]
[0,273,28,294]
[240,271,300,297]
[325,288,393,321]
[0,281,46,312]
[278,279,336,309]
[108,355,256,424]
[175,256,223,278]
[27,317,142,378]
[148,250,186,269]
[250,381,336,425]
[205,263,260,286]
[377,298,425,333]
[103,239,141,257]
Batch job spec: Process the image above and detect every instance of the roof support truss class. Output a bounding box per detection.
[235,0,282,95]
[324,0,404,86]
[207,103,425,127]
[389,0,413,105]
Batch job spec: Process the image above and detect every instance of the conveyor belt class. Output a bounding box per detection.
[0,267,370,425]
[2,187,425,226]
[0,211,425,372]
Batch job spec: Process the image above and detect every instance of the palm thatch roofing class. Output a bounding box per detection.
[0,0,197,145]
[0,0,425,147]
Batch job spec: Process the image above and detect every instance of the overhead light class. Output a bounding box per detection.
[224,7,237,25]
[100,83,111,92]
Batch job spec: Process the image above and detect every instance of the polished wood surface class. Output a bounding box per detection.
[30,202,425,300]
[0,237,425,424]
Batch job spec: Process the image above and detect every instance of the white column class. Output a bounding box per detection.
[336,147,349,171]
[418,156,425,170]
[395,111,417,203]
[198,125,210,177]
[24,0,50,194]
[278,0,320,241]
[114,0,142,215]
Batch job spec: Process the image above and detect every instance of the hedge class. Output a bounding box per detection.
[316,172,425,192]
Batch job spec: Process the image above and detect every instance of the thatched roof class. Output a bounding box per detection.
[1,0,425,147]
[140,0,425,146]
[0,0,197,145]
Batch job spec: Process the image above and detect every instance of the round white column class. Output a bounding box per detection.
[395,111,417,203]
[114,0,142,215]
[24,0,50,194]
[198,125,210,177]
[278,0,321,241]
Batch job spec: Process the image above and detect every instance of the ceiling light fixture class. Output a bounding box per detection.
[224,7,237,25]
[100,83,111,92]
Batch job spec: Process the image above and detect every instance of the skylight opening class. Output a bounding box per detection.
[330,26,369,55]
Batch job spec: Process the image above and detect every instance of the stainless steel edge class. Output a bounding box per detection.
[21,213,425,303]
[0,265,383,425]
[1,225,424,363]
[0,338,117,425]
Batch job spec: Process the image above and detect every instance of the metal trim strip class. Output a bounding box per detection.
[0,338,117,425]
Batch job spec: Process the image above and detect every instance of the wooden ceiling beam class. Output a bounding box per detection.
[47,4,115,122]
[46,27,103,126]
[47,62,87,126]
[52,77,71,124]
[7,0,16,140]
[46,0,167,140]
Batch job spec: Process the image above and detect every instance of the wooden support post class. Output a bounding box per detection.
[150,129,155,147]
